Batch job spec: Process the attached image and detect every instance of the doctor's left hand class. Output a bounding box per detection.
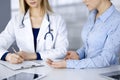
[18,51,37,60]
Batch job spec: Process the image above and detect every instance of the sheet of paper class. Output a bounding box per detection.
[1,72,47,80]
[0,60,44,70]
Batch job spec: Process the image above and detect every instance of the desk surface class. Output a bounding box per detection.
[0,60,119,80]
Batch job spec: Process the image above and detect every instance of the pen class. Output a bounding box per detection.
[12,47,17,53]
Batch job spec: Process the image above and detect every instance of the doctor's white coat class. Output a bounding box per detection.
[0,11,69,60]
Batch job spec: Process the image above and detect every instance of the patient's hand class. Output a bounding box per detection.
[64,51,80,60]
[46,59,66,69]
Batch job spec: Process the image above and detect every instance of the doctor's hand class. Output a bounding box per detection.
[64,51,80,60]
[5,53,24,64]
[18,51,37,60]
[46,59,66,69]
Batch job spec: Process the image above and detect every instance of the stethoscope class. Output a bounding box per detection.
[44,14,54,41]
[19,13,54,41]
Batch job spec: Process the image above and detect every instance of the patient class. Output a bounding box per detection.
[47,0,120,69]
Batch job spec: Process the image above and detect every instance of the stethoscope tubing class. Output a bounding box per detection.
[20,13,54,41]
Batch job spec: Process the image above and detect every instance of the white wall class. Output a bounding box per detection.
[11,0,19,17]
[0,0,10,32]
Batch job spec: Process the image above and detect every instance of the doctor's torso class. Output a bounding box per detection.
[11,12,63,53]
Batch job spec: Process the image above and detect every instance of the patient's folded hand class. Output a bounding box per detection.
[64,51,80,60]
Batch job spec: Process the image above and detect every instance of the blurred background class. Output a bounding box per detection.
[0,0,120,51]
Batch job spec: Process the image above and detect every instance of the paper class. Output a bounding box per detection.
[0,60,44,70]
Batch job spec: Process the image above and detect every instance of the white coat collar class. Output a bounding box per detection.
[23,10,50,25]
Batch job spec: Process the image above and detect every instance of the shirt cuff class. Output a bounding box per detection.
[66,60,76,69]
[76,50,85,60]
[36,52,42,60]
[66,60,85,69]
[1,52,9,61]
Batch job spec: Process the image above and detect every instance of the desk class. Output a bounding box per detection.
[0,60,120,80]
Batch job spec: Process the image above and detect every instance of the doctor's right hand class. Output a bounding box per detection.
[5,53,24,64]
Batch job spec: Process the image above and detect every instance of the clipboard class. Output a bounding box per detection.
[0,60,44,70]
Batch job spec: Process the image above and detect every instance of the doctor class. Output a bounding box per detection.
[47,0,120,69]
[0,0,68,64]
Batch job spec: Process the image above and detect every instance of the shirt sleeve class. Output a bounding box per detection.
[36,52,42,60]
[66,24,120,69]
[76,45,85,60]
[0,17,15,59]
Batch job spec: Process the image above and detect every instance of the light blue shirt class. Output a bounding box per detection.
[67,5,120,69]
